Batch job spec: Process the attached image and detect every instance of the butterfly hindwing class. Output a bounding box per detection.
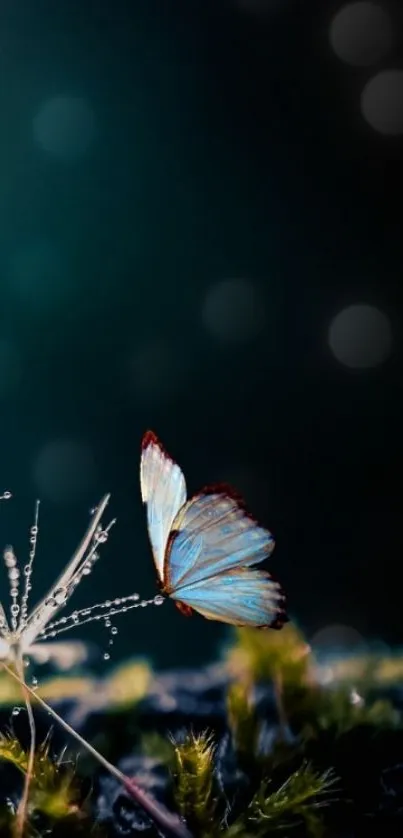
[170,568,285,628]
[140,431,187,583]
[164,485,274,592]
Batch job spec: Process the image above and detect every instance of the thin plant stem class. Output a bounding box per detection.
[1,662,193,838]
[14,653,36,838]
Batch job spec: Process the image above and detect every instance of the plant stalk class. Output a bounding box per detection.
[14,654,36,838]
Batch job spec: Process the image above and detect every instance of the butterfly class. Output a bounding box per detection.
[140,431,287,629]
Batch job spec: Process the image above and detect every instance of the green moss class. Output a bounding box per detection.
[227,763,338,838]
[226,622,311,687]
[0,731,82,821]
[172,731,217,836]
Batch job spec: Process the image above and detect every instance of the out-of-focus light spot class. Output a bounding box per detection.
[0,340,21,399]
[127,339,187,405]
[310,624,368,655]
[361,70,403,135]
[33,96,96,159]
[202,278,265,344]
[33,439,96,504]
[7,239,72,312]
[328,304,392,369]
[350,686,364,705]
[329,2,394,67]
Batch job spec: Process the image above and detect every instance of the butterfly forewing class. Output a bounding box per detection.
[164,486,274,592]
[140,431,187,583]
[170,568,284,628]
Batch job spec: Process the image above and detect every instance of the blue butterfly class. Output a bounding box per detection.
[141,431,287,629]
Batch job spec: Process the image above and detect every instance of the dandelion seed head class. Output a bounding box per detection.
[1,490,164,670]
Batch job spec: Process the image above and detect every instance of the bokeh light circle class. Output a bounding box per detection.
[328,304,392,369]
[33,439,96,504]
[310,624,368,654]
[329,2,394,67]
[361,70,403,135]
[202,278,265,343]
[33,96,96,159]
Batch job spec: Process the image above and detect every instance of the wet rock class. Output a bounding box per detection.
[137,665,229,732]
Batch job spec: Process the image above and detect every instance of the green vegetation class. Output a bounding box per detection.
[0,624,402,836]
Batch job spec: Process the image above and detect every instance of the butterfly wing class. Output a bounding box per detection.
[170,568,285,628]
[164,485,275,592]
[140,431,187,584]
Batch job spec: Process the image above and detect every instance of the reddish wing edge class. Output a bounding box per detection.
[175,601,193,617]
[141,429,176,461]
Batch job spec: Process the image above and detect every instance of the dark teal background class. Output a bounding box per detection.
[0,0,402,670]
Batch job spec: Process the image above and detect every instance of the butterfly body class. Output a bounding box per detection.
[141,431,287,629]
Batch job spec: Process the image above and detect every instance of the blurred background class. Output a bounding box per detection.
[0,0,402,670]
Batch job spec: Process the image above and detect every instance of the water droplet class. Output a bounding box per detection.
[12,707,22,716]
[54,587,67,605]
[72,612,79,623]
[30,525,38,536]
[96,530,108,544]
[82,566,92,575]
[104,618,111,628]
[23,564,31,576]
[154,595,164,606]
[2,490,12,500]
[103,652,110,661]
[31,677,38,689]
[111,626,118,635]
[45,596,57,608]
[140,600,148,608]
[9,567,19,581]
[10,604,19,616]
